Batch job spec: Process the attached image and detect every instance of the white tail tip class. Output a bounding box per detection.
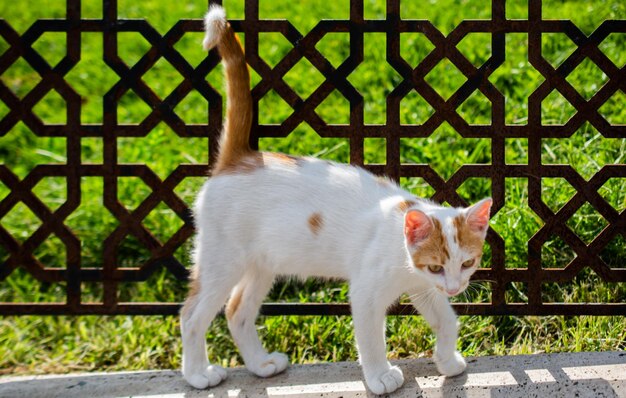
[202,5,227,51]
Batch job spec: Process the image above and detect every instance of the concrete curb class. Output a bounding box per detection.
[1,351,625,397]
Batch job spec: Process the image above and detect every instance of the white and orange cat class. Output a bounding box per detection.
[180,5,492,395]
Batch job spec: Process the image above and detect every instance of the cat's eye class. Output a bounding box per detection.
[462,258,475,268]
[427,264,443,274]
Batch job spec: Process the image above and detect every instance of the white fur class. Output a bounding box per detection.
[181,156,488,394]
[202,5,227,51]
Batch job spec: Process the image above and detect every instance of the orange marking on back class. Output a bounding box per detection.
[376,176,394,188]
[308,212,323,235]
[215,152,302,175]
[214,152,261,175]
[397,200,417,213]
[263,152,299,166]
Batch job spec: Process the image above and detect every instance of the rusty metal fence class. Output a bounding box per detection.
[0,0,624,316]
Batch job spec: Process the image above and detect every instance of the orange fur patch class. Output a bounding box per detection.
[453,214,484,256]
[212,28,254,175]
[397,200,417,213]
[225,286,244,320]
[216,152,301,175]
[412,218,450,268]
[224,153,264,174]
[308,213,323,235]
[376,176,394,188]
[264,152,299,166]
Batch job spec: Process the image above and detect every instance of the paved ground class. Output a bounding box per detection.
[1,351,625,397]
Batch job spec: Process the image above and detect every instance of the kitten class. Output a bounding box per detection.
[180,5,492,395]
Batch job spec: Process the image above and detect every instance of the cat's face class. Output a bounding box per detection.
[404,198,492,297]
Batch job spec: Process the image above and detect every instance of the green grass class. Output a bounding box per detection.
[1,0,625,376]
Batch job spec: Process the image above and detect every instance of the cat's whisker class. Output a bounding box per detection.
[407,288,437,303]
[473,279,498,284]
[467,282,480,292]
[407,289,430,300]
[419,288,436,306]
[459,288,470,303]
[406,293,428,303]
[464,280,492,302]
[466,283,478,295]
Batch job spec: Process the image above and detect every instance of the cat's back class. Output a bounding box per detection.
[198,153,401,213]
[194,152,410,276]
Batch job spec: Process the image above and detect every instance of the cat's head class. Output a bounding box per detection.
[403,198,492,296]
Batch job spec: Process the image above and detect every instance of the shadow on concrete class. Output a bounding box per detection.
[1,351,624,397]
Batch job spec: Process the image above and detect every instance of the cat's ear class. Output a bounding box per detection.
[466,197,492,234]
[404,210,433,246]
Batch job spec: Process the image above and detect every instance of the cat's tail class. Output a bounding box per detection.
[203,5,253,174]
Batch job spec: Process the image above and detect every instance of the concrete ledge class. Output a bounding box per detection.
[1,351,625,397]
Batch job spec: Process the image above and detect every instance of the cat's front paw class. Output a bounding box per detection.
[247,352,289,378]
[434,351,467,377]
[365,365,404,395]
[183,364,227,389]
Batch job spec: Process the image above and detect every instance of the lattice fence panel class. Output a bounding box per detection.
[0,0,624,315]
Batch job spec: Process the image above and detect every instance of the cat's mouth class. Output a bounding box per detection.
[444,288,461,297]
[435,284,468,297]
[435,286,462,297]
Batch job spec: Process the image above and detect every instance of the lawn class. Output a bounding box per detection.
[0,0,625,375]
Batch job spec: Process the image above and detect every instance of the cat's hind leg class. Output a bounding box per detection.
[226,269,289,378]
[180,253,243,389]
